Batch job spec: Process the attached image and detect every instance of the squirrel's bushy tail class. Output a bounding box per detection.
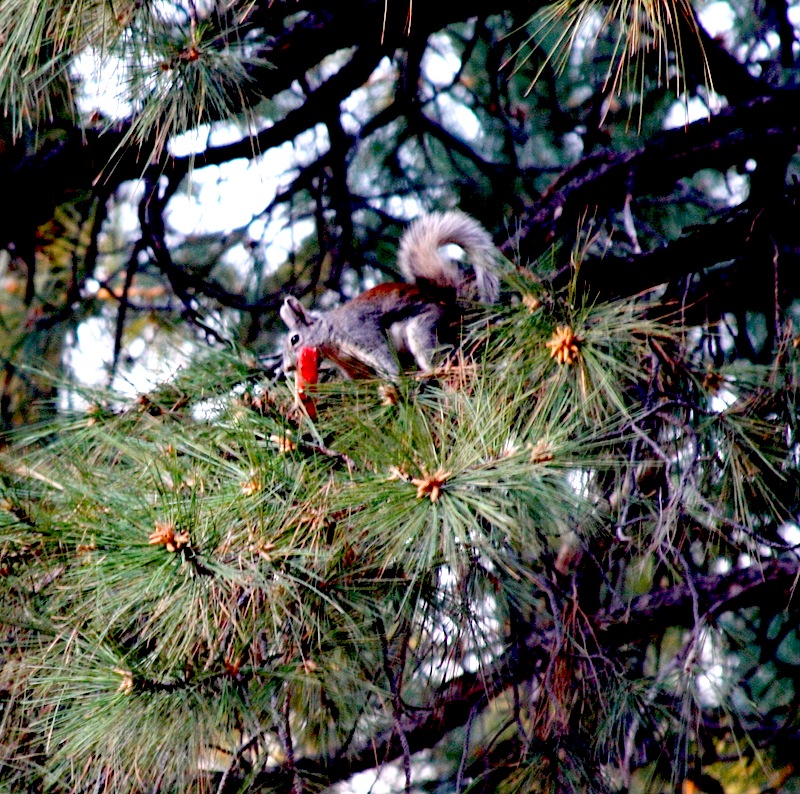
[397,211,500,303]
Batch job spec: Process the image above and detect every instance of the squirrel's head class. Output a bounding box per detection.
[280,296,317,374]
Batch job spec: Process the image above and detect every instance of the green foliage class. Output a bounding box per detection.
[509,0,711,108]
[0,270,797,792]
[117,9,272,161]
[0,0,128,133]
[2,0,800,791]
[0,0,270,151]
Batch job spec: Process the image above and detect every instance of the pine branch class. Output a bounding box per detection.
[170,43,388,175]
[594,557,800,645]
[509,90,800,271]
[234,557,800,791]
[567,207,755,298]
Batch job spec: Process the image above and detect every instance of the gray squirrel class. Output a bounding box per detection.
[280,210,500,379]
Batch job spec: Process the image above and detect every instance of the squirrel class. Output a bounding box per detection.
[280,210,500,379]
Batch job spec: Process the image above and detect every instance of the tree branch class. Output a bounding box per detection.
[509,90,800,268]
[239,557,800,792]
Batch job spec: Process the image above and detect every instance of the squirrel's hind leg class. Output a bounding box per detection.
[403,314,444,374]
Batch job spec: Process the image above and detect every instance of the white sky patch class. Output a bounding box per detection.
[664,95,714,128]
[434,94,481,141]
[663,0,732,132]
[562,130,584,160]
[690,164,749,207]
[750,30,782,62]
[335,755,439,794]
[709,387,737,413]
[191,395,230,422]
[341,57,395,133]
[166,169,315,270]
[382,193,425,222]
[169,120,254,157]
[423,33,462,88]
[308,47,357,91]
[259,216,317,271]
[698,1,736,38]
[779,523,800,548]
[569,8,604,70]
[166,124,327,269]
[106,180,147,241]
[73,50,133,120]
[567,468,591,498]
[722,169,749,205]
[64,318,113,389]
[61,317,193,408]
[167,158,274,234]
[695,627,732,705]
[712,557,732,574]
[293,124,332,169]
[418,32,483,143]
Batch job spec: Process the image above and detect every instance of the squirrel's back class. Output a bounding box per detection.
[396,211,499,304]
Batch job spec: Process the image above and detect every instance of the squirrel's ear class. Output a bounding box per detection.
[280,296,311,328]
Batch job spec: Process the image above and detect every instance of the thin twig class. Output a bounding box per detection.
[456,703,478,794]
[279,688,303,794]
[377,617,412,794]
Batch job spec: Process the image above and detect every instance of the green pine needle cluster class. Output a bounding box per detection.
[508,0,712,117]
[0,0,269,148]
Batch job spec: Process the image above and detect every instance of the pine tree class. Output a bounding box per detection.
[1,266,799,792]
[1,1,800,792]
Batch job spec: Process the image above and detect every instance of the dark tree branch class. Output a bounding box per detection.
[689,15,766,102]
[594,558,800,645]
[239,0,532,104]
[510,90,800,284]
[111,240,144,382]
[415,109,511,182]
[764,0,797,69]
[140,178,231,343]
[324,107,357,288]
[568,208,755,298]
[171,42,388,178]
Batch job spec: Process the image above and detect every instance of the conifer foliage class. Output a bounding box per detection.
[1,0,800,792]
[1,279,799,792]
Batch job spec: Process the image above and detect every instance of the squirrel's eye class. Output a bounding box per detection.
[290,334,301,346]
